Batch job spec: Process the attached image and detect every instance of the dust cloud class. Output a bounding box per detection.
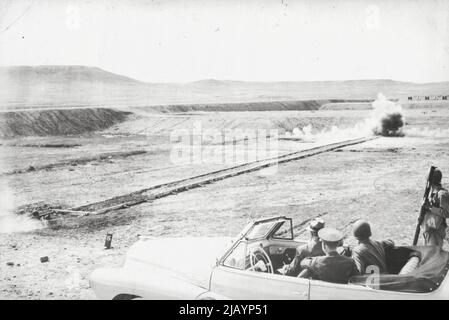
[370,93,404,137]
[405,127,449,138]
[0,180,45,234]
[285,93,405,141]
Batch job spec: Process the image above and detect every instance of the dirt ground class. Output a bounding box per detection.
[1,105,449,299]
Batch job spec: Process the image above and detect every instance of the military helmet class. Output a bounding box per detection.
[431,169,442,185]
[352,219,372,240]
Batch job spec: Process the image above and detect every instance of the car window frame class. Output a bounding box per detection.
[218,216,292,265]
[245,217,290,241]
[271,218,294,240]
[221,240,248,270]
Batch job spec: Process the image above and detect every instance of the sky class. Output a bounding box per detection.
[0,0,448,83]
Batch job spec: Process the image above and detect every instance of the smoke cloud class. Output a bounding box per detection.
[370,93,404,137]
[285,93,405,141]
[0,180,45,234]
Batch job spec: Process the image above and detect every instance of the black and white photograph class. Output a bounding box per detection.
[0,0,449,303]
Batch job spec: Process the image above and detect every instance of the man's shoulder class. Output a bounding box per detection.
[437,188,449,198]
[306,254,326,265]
[334,254,355,262]
[353,239,393,252]
[380,239,395,248]
[315,254,352,263]
[352,243,369,255]
[310,239,324,252]
[297,243,313,254]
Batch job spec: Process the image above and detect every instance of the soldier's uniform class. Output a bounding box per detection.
[300,252,359,284]
[422,184,449,247]
[351,219,394,274]
[283,219,325,277]
[299,228,359,284]
[351,239,394,274]
[284,237,324,276]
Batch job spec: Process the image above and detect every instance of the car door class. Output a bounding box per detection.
[210,266,310,300]
[308,278,433,300]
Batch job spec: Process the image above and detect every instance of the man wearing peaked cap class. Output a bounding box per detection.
[282,218,325,277]
[299,227,359,284]
[319,228,344,242]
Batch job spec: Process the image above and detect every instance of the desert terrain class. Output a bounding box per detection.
[0,67,448,299]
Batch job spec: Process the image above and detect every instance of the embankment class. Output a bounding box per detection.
[0,108,131,138]
[135,99,371,113]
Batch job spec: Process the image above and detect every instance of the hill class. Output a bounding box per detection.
[0,65,448,109]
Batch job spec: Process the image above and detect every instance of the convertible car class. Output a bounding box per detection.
[90,216,449,299]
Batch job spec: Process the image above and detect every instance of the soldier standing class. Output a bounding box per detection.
[422,169,449,248]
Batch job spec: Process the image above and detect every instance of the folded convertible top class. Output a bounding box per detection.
[349,246,449,293]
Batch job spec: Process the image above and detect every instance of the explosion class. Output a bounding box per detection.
[285,93,406,141]
[375,113,404,136]
[370,93,405,137]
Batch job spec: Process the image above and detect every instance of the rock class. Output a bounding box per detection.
[6,262,14,267]
[40,256,49,263]
[27,165,36,172]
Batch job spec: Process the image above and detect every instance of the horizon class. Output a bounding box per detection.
[1,64,448,85]
[1,0,448,83]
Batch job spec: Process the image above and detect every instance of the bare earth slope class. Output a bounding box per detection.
[0,108,131,138]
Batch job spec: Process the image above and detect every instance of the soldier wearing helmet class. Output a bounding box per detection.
[298,228,359,284]
[351,219,395,274]
[280,218,325,277]
[422,168,449,247]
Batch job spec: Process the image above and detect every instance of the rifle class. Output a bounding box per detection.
[413,166,436,245]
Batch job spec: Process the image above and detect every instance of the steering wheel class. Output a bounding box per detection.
[247,247,274,274]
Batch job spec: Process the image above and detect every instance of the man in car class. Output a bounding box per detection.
[422,168,449,248]
[351,219,395,274]
[281,218,325,277]
[298,228,359,284]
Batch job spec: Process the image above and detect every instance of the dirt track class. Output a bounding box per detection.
[1,105,449,299]
[64,137,374,216]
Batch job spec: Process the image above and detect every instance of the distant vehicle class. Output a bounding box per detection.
[89,216,449,299]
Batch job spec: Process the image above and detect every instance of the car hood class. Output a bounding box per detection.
[124,236,232,289]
